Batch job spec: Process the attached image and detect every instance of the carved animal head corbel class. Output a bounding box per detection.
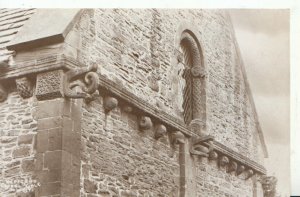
[190,135,214,157]
[227,161,238,173]
[63,64,99,99]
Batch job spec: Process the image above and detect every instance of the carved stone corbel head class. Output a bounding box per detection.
[208,151,218,160]
[16,77,33,99]
[139,116,152,130]
[236,165,245,176]
[245,169,254,180]
[219,156,229,167]
[103,96,118,112]
[171,131,185,145]
[227,161,238,173]
[154,124,167,139]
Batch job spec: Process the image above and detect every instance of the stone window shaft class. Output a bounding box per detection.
[179,30,206,135]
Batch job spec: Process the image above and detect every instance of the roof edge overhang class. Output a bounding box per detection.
[6,9,83,52]
[226,11,269,158]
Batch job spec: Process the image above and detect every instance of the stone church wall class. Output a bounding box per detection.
[0,8,266,197]
[0,91,38,196]
[71,9,265,197]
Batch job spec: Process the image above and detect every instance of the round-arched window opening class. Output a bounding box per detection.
[179,30,206,134]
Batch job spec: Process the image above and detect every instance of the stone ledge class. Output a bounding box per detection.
[212,141,266,174]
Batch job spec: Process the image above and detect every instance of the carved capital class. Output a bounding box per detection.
[0,83,8,102]
[103,96,118,112]
[227,161,238,173]
[139,116,152,130]
[188,119,205,134]
[219,156,229,167]
[190,135,214,157]
[260,176,277,197]
[191,66,205,78]
[63,64,99,99]
[36,70,64,100]
[171,131,185,145]
[154,124,167,139]
[16,77,33,99]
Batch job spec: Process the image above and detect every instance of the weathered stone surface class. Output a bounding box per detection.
[12,147,31,159]
[36,70,64,100]
[0,9,268,197]
[15,77,33,99]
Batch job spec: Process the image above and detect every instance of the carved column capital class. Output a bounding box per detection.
[190,135,214,157]
[36,70,64,100]
[0,83,8,102]
[260,176,277,197]
[16,77,33,99]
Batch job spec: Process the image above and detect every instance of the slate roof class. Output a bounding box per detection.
[0,8,36,66]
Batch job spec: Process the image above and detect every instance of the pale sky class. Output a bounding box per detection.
[229,9,290,196]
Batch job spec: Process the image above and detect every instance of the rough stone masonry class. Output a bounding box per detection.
[0,8,277,197]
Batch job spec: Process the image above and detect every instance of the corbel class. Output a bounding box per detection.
[103,96,119,112]
[171,131,185,145]
[227,161,238,173]
[236,165,245,176]
[245,169,254,180]
[208,151,218,160]
[63,64,99,100]
[190,135,214,157]
[219,155,229,168]
[139,116,153,131]
[154,124,167,140]
[15,77,33,99]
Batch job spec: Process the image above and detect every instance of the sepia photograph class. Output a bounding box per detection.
[0,5,294,197]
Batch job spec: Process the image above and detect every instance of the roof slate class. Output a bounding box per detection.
[0,8,35,67]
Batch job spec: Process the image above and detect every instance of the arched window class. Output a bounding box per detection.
[179,30,206,135]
